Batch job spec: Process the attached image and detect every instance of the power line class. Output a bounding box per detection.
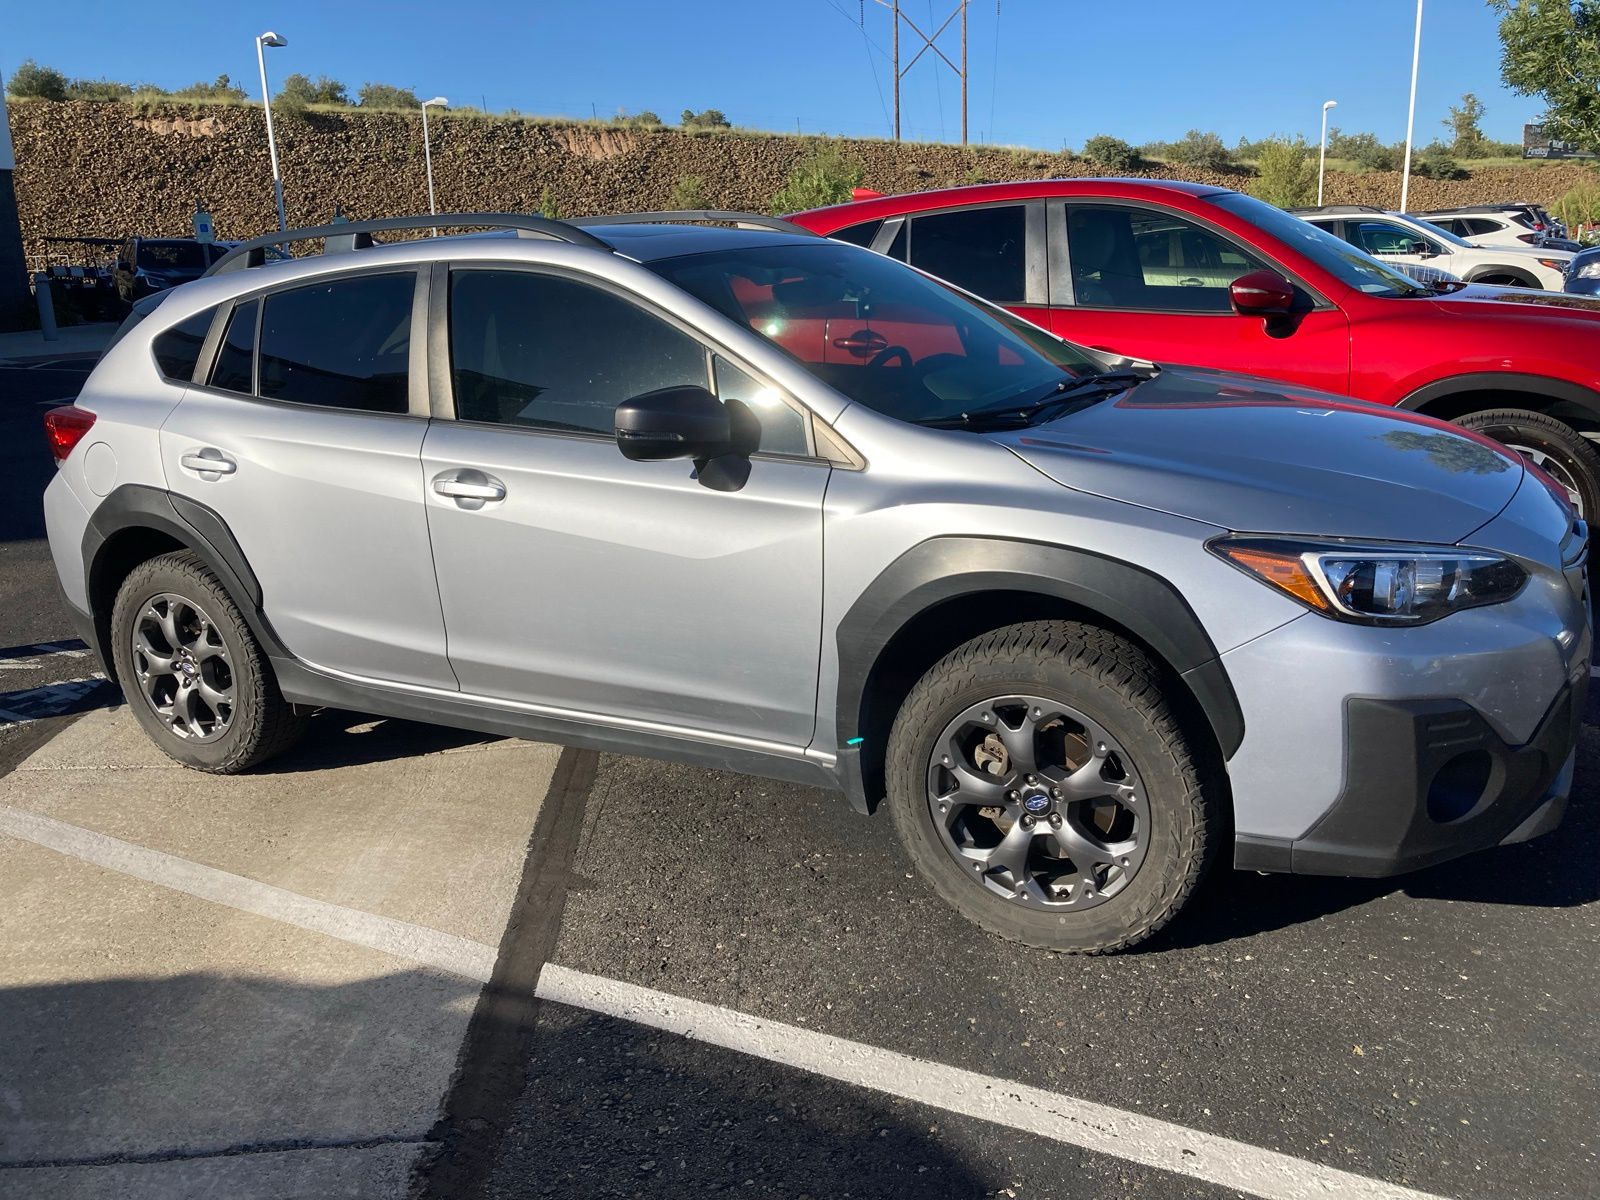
[822,0,895,137]
[988,1,1001,145]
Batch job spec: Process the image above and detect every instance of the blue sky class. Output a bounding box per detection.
[2,1,1541,149]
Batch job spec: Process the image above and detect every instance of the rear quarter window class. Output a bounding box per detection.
[152,309,215,383]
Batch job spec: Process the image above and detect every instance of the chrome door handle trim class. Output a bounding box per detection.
[180,450,237,475]
[432,477,506,501]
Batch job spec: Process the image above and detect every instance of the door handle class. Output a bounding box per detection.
[179,448,236,477]
[432,469,506,506]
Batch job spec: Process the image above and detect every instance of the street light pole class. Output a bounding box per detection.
[1318,99,1338,206]
[1400,0,1423,214]
[420,97,448,232]
[254,31,288,232]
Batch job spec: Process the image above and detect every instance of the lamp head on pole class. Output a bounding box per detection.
[258,31,287,48]
[423,96,448,108]
[1322,99,1338,112]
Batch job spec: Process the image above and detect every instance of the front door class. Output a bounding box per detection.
[1041,201,1351,396]
[421,265,828,747]
[158,269,455,689]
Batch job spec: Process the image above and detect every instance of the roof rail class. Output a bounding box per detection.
[572,210,820,236]
[202,212,613,277]
[1288,204,1386,215]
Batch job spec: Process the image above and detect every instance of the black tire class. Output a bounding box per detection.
[1452,408,1600,521]
[111,550,306,773]
[884,621,1218,954]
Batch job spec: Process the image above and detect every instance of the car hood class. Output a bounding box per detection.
[1426,283,1600,319]
[991,367,1524,543]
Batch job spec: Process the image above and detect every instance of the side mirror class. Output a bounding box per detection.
[1229,269,1294,318]
[614,385,731,462]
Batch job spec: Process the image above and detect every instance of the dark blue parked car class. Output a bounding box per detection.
[1566,245,1600,296]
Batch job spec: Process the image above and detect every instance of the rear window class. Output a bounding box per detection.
[152,309,214,382]
[136,241,207,271]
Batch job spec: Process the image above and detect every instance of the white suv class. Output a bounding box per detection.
[1420,208,1581,253]
[1292,205,1571,290]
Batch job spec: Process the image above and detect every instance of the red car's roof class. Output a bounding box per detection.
[789,177,1235,230]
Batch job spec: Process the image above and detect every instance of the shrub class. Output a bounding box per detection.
[171,74,248,102]
[538,186,561,220]
[1080,135,1141,171]
[66,77,133,102]
[669,174,708,209]
[770,141,863,214]
[1410,143,1466,180]
[1247,137,1318,208]
[1327,129,1398,171]
[1552,182,1600,231]
[280,73,348,107]
[1161,129,1233,171]
[358,82,420,109]
[7,59,69,100]
[680,107,731,130]
[612,109,663,128]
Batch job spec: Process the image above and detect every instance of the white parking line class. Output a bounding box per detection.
[0,803,1447,1200]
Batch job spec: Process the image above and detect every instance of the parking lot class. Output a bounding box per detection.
[0,356,1596,1200]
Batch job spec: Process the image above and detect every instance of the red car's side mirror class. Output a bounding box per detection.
[1229,269,1295,317]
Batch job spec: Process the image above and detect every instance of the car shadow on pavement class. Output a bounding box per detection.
[0,972,992,1200]
[252,710,504,774]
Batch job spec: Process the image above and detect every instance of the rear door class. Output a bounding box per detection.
[158,268,455,689]
[420,263,828,746]
[1040,200,1350,395]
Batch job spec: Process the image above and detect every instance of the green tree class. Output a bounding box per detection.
[680,107,731,130]
[770,141,862,214]
[6,59,69,100]
[1492,0,1600,151]
[1248,137,1318,208]
[357,82,420,109]
[669,174,709,209]
[279,73,348,106]
[1327,129,1398,171]
[1552,181,1600,232]
[1160,129,1232,171]
[611,109,663,128]
[1080,135,1141,170]
[538,186,561,220]
[1409,142,1466,180]
[1445,92,1489,157]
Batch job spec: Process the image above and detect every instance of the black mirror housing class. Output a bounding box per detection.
[614,385,731,462]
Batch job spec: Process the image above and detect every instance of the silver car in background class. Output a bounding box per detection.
[41,211,1590,953]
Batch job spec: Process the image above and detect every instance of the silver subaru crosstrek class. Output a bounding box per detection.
[42,211,1590,953]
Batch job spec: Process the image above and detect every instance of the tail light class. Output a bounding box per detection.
[1517,233,1539,244]
[43,405,96,464]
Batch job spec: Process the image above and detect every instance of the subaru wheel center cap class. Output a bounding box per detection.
[1022,791,1051,815]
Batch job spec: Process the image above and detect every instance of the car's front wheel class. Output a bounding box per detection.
[111,551,307,773]
[884,621,1218,954]
[1453,408,1600,521]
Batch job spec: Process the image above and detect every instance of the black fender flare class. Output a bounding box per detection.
[831,536,1244,812]
[1397,372,1600,417]
[1461,266,1539,289]
[80,484,286,676]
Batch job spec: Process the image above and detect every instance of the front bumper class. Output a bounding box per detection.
[1236,672,1584,876]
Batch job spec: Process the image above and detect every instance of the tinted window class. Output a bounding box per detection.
[210,299,257,394]
[258,274,413,413]
[831,220,882,248]
[449,270,707,434]
[884,221,907,261]
[136,240,207,271]
[713,356,810,456]
[152,308,214,382]
[649,242,1098,428]
[909,206,1026,300]
[1066,205,1268,312]
[1207,193,1430,298]
[1348,221,1429,256]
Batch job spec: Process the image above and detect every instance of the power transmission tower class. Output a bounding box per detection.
[873,1,970,144]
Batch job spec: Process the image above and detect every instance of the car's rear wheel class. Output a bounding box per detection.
[884,621,1218,954]
[1452,408,1600,520]
[111,551,306,773]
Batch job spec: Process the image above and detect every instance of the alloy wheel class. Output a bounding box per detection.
[925,694,1148,911]
[130,592,235,741]
[1503,441,1584,517]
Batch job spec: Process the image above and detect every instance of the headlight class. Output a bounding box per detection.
[1579,260,1600,280]
[1209,536,1527,624]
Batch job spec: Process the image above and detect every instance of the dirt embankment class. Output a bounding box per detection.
[10,100,1596,259]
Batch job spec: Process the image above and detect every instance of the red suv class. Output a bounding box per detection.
[791,179,1600,516]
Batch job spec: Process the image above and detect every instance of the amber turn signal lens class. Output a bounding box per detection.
[1213,543,1331,612]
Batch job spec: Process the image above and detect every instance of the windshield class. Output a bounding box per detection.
[1206,193,1431,298]
[136,241,207,271]
[648,242,1099,426]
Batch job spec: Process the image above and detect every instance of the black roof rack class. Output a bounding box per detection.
[1414,204,1543,216]
[571,210,819,236]
[202,212,613,277]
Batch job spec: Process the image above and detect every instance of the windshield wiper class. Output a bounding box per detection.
[919,367,1158,431]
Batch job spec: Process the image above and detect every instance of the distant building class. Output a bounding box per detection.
[0,77,31,331]
[1523,123,1596,160]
